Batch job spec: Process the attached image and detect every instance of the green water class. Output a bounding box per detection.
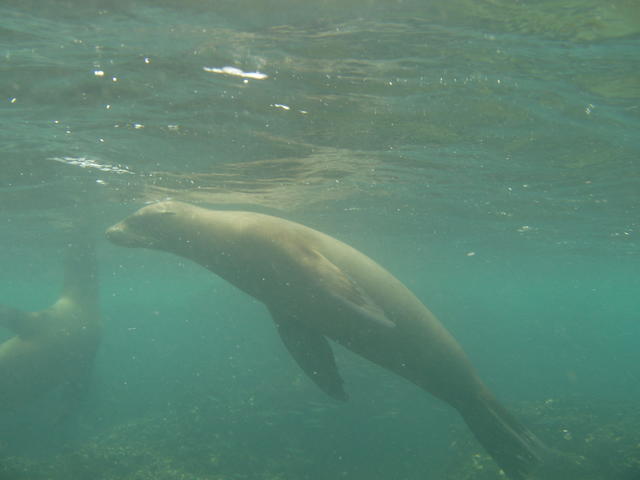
[1,1,639,479]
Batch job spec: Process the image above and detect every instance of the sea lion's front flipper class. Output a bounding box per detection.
[299,248,395,329]
[271,309,348,401]
[0,305,39,338]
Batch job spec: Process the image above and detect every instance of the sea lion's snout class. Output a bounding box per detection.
[106,209,172,248]
[105,220,152,248]
[105,222,132,246]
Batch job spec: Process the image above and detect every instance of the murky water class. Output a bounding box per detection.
[1,1,639,479]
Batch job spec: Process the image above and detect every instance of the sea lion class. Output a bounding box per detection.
[105,201,561,479]
[0,236,101,411]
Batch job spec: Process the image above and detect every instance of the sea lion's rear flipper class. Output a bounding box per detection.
[298,248,395,329]
[458,390,551,480]
[0,305,39,338]
[271,309,348,401]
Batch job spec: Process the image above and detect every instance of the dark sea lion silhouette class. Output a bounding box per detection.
[0,236,101,411]
[106,200,577,480]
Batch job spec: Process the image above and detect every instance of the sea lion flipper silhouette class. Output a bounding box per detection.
[272,307,347,401]
[296,247,395,329]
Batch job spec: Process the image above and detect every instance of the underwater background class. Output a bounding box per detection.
[1,0,639,479]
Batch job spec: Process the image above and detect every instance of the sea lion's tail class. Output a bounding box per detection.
[458,390,589,479]
[457,390,547,480]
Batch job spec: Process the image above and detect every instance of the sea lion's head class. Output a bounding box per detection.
[106,201,188,250]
